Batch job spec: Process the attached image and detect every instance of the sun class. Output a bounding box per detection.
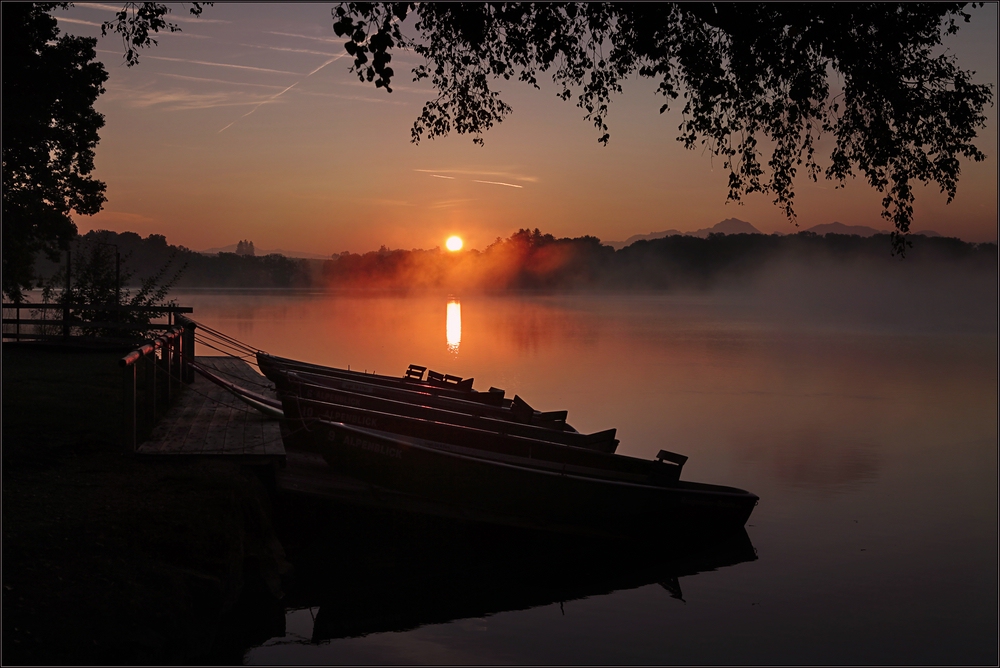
[445,236,463,252]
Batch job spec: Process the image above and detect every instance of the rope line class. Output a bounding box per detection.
[187,319,259,355]
[193,328,256,355]
[189,356,275,390]
[191,320,256,350]
[193,336,257,361]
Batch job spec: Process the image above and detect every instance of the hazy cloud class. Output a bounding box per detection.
[414,168,538,183]
[430,199,477,209]
[118,88,272,111]
[156,31,210,39]
[267,31,341,44]
[75,3,231,23]
[289,90,409,105]
[218,56,341,132]
[55,16,102,27]
[429,175,456,180]
[369,199,415,207]
[145,55,300,76]
[335,79,428,94]
[237,43,346,58]
[159,73,288,89]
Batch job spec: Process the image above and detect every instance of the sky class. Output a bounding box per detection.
[56,3,999,254]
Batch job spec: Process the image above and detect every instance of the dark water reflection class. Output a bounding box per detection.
[268,501,756,647]
[173,285,997,664]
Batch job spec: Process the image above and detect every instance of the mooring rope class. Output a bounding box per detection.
[194,334,258,361]
[187,319,259,355]
[193,329,255,356]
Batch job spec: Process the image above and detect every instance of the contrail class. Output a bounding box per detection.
[218,55,343,133]
[473,180,523,188]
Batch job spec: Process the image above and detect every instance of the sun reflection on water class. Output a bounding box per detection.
[446,299,461,354]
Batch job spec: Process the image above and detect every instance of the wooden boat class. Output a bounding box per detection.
[257,352,508,407]
[278,369,574,430]
[281,392,619,454]
[289,417,758,539]
[282,382,618,452]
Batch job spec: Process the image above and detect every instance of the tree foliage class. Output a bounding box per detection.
[100,1,209,67]
[332,3,994,254]
[41,231,187,338]
[0,2,210,301]
[2,3,109,300]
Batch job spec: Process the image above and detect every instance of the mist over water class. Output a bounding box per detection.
[173,258,996,664]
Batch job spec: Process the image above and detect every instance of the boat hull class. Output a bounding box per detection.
[300,420,758,541]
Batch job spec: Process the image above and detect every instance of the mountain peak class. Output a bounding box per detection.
[605,218,763,249]
[693,218,760,238]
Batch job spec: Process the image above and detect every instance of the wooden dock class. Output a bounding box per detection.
[136,356,284,463]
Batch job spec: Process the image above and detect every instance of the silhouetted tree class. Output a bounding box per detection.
[332,3,993,254]
[99,1,209,67]
[41,231,187,338]
[2,3,108,300]
[1,2,209,301]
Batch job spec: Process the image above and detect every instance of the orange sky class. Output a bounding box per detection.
[59,3,998,253]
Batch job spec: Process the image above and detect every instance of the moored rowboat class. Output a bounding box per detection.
[280,380,618,451]
[257,352,507,406]
[281,392,619,454]
[295,419,758,539]
[278,369,575,430]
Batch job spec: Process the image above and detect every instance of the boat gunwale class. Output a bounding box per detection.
[313,420,758,501]
[283,369,578,431]
[281,385,619,449]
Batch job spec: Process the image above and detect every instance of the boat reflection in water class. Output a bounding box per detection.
[446,298,461,354]
[272,496,757,644]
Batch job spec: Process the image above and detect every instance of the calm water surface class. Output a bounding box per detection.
[177,285,997,665]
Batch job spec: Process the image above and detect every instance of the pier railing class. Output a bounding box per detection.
[119,315,197,451]
[1,302,193,343]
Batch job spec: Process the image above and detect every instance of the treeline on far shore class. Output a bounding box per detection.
[33,228,998,292]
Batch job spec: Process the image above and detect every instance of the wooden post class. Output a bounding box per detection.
[123,363,137,451]
[181,318,196,383]
[63,249,71,339]
[147,349,158,429]
[156,338,169,406]
[168,333,178,396]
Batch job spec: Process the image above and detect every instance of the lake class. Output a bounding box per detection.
[175,269,997,664]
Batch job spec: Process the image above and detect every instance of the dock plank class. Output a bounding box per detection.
[136,356,283,462]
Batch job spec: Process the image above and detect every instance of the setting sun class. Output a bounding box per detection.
[445,236,463,252]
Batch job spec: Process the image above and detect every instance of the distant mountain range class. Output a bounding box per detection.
[605,219,761,250]
[198,244,331,260]
[605,219,942,250]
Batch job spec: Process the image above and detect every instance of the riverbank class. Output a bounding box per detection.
[2,346,291,664]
